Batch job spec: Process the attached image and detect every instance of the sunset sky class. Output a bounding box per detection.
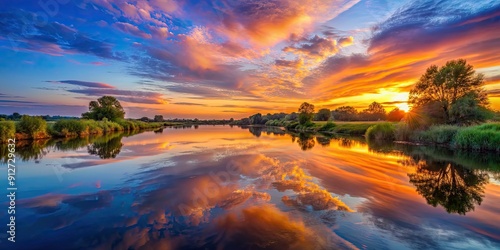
[0,0,499,119]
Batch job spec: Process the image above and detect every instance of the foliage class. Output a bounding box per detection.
[16,115,48,138]
[448,93,493,125]
[453,123,500,151]
[249,113,263,124]
[365,122,395,141]
[154,115,164,122]
[413,125,461,144]
[285,112,298,121]
[409,59,488,125]
[332,106,358,121]
[387,108,405,122]
[331,123,376,135]
[298,102,315,125]
[318,121,336,131]
[394,123,413,141]
[0,121,15,142]
[315,108,331,121]
[359,102,386,121]
[82,96,125,121]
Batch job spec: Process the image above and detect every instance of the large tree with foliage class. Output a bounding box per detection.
[82,96,125,121]
[332,106,358,121]
[387,107,405,122]
[408,59,489,125]
[298,102,315,125]
[314,108,331,121]
[359,102,386,121]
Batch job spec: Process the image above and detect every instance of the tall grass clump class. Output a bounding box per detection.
[333,123,374,135]
[413,125,461,144]
[365,122,395,141]
[394,123,413,141]
[52,119,88,137]
[16,115,48,139]
[0,121,15,142]
[454,123,500,151]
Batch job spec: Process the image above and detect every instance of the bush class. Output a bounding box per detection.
[333,123,373,135]
[454,123,500,151]
[16,116,48,138]
[53,119,88,137]
[0,121,15,142]
[394,123,413,141]
[319,122,336,131]
[365,123,395,141]
[413,125,461,144]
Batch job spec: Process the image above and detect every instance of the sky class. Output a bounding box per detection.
[0,0,499,119]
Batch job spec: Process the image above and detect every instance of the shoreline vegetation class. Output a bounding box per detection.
[1,60,499,151]
[230,60,500,152]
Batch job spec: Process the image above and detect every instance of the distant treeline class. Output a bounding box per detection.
[233,101,405,126]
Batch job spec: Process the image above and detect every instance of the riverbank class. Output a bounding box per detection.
[257,120,500,152]
[366,122,500,152]
[0,117,181,142]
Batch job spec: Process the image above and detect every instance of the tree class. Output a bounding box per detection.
[315,108,331,121]
[409,59,489,124]
[82,96,125,121]
[387,108,405,122]
[154,115,164,122]
[332,106,358,121]
[140,117,150,122]
[285,112,298,121]
[249,113,262,125]
[298,102,315,125]
[359,102,386,121]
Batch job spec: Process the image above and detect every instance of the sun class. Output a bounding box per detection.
[397,103,410,112]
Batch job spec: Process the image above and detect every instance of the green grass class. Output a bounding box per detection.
[16,116,48,139]
[453,123,500,151]
[365,122,395,141]
[412,125,461,144]
[0,121,15,142]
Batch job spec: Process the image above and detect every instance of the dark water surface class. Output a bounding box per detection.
[1,126,499,250]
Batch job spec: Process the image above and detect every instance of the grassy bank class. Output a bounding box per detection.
[282,120,382,135]
[388,123,500,152]
[0,116,178,142]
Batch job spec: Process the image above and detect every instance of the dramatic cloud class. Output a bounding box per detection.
[113,22,152,39]
[48,80,115,89]
[305,1,500,104]
[0,11,124,60]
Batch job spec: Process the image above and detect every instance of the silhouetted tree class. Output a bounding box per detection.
[359,102,386,121]
[298,102,315,125]
[154,115,164,122]
[332,106,358,121]
[315,108,331,121]
[409,59,489,124]
[387,107,405,122]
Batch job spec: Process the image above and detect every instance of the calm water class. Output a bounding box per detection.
[1,126,500,250]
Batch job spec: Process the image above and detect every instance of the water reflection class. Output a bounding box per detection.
[87,133,124,159]
[408,161,488,215]
[5,126,500,249]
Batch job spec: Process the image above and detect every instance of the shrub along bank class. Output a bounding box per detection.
[0,116,169,141]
